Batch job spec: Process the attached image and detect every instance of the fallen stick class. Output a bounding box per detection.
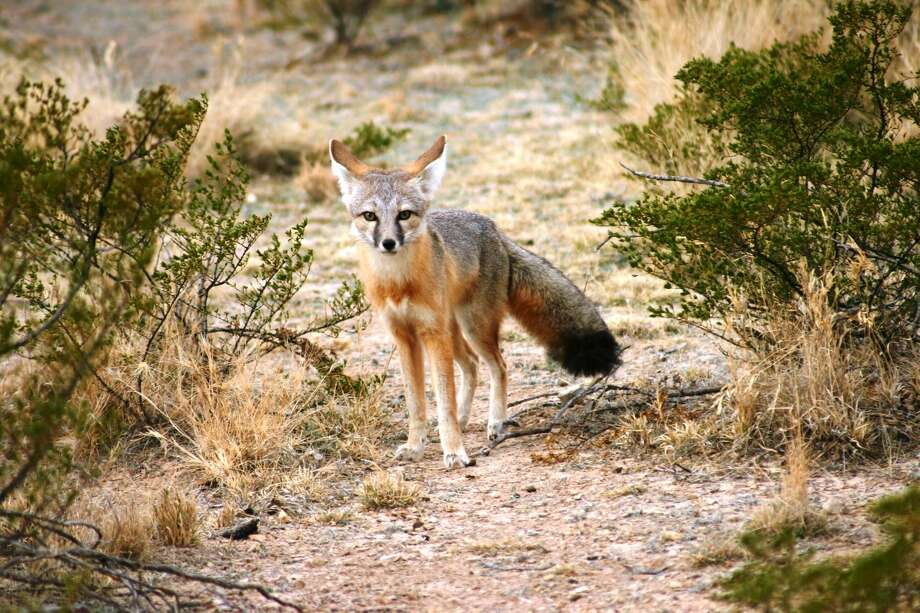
[479,383,724,454]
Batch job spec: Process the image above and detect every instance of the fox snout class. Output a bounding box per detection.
[380,238,397,253]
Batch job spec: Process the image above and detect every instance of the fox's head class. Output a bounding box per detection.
[329,135,447,255]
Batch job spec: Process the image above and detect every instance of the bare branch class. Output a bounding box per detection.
[620,162,731,188]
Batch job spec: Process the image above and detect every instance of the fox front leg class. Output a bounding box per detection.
[423,333,471,469]
[392,330,428,462]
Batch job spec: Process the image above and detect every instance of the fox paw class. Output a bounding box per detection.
[487,420,506,441]
[442,448,471,469]
[394,441,426,462]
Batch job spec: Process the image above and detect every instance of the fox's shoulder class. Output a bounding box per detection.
[428,208,501,243]
[427,208,508,270]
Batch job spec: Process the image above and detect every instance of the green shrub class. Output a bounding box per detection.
[342,120,410,159]
[722,485,919,612]
[595,0,920,350]
[0,78,366,606]
[1,80,203,513]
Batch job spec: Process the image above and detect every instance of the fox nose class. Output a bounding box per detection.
[381,239,397,251]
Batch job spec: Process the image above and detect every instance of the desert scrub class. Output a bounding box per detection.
[0,77,365,608]
[596,0,920,457]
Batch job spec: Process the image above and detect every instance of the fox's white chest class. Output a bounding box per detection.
[382,296,438,330]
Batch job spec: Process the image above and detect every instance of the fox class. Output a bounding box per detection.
[329,135,620,469]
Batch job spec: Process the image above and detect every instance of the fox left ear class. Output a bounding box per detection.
[405,135,447,198]
[329,139,369,200]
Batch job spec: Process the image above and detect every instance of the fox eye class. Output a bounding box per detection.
[362,212,377,222]
[397,210,413,221]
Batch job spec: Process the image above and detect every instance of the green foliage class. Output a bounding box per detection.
[595,0,920,348]
[342,120,410,159]
[581,64,628,114]
[0,75,367,523]
[615,90,728,177]
[0,79,204,511]
[722,485,920,612]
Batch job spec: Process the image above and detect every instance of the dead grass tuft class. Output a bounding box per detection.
[297,161,340,203]
[357,471,420,511]
[690,534,747,568]
[719,270,917,458]
[314,509,355,526]
[748,436,826,537]
[100,504,153,561]
[152,488,199,547]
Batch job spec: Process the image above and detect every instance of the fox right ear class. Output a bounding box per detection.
[329,139,369,200]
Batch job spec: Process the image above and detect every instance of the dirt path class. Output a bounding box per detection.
[169,425,910,612]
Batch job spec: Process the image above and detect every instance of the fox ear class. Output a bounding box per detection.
[329,139,369,199]
[406,135,447,198]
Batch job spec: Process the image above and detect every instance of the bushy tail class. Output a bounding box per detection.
[503,238,621,377]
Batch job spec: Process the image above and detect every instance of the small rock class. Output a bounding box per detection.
[569,586,590,601]
[524,485,537,493]
[220,518,259,540]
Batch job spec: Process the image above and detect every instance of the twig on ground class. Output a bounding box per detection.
[0,509,303,612]
[478,382,724,455]
[479,561,554,572]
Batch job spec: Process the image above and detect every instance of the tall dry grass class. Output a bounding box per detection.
[605,0,831,125]
[81,324,391,504]
[605,0,920,151]
[719,270,917,459]
[748,434,826,536]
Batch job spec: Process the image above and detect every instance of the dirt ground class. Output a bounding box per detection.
[6,1,918,610]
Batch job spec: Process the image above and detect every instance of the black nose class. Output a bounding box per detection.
[381,239,396,251]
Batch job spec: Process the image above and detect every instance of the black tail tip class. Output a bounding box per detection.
[553,329,622,377]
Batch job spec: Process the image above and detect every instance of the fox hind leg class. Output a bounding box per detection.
[451,319,478,431]
[458,314,508,441]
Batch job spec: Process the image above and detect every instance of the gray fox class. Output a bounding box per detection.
[330,135,620,468]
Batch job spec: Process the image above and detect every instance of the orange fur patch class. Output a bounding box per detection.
[508,286,559,347]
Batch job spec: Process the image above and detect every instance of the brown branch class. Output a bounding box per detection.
[479,382,724,455]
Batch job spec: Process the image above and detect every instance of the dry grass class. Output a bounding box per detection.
[748,436,826,537]
[690,534,747,568]
[314,508,355,526]
[81,324,390,504]
[357,471,420,511]
[297,161,339,203]
[604,0,920,171]
[99,504,153,561]
[719,271,915,458]
[152,488,199,547]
